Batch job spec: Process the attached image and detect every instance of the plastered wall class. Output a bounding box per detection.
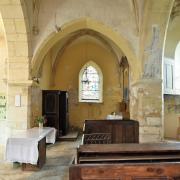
[163,9,180,139]
[40,36,123,128]
[31,0,139,55]
[164,95,180,139]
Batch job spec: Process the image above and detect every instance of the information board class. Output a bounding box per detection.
[0,93,6,120]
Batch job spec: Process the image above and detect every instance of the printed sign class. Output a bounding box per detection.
[0,93,6,120]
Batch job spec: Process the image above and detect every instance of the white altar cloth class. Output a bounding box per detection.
[106,114,123,120]
[6,127,56,165]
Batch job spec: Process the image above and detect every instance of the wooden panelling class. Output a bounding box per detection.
[83,119,139,144]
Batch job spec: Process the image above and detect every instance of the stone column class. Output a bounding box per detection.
[6,81,32,133]
[132,0,173,142]
[30,84,42,128]
[130,79,163,142]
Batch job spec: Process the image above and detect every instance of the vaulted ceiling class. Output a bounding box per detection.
[51,29,124,72]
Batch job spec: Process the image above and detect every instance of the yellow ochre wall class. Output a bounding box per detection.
[41,37,123,128]
[164,95,180,139]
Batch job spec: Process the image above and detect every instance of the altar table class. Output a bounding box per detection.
[6,127,56,170]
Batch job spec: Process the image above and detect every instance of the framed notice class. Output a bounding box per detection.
[0,93,6,120]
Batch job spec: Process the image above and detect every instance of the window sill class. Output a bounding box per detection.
[79,100,103,103]
[164,89,180,95]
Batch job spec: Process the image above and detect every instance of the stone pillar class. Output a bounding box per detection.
[6,81,32,136]
[130,79,163,142]
[0,0,32,159]
[30,84,42,128]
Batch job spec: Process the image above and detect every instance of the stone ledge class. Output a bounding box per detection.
[7,80,33,86]
[139,126,161,135]
[146,117,161,126]
[139,134,162,143]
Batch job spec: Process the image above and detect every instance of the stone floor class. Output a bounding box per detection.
[0,138,81,180]
[0,137,180,180]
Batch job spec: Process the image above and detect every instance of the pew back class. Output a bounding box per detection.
[70,143,180,179]
[70,163,180,180]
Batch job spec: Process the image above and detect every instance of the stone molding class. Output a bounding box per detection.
[131,79,162,87]
[7,80,33,86]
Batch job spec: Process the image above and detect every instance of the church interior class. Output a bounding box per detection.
[0,0,180,179]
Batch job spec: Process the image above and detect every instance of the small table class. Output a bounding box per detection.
[6,127,56,170]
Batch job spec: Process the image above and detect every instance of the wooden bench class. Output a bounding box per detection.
[70,143,180,179]
[70,163,180,180]
[82,119,139,144]
[76,143,180,164]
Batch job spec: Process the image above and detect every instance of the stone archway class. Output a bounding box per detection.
[163,0,180,139]
[0,0,31,80]
[31,18,140,82]
[30,17,139,132]
[0,0,31,154]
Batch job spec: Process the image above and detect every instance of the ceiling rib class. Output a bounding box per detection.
[52,29,120,72]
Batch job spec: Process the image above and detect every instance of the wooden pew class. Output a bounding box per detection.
[6,127,56,171]
[77,143,180,164]
[70,163,180,180]
[82,119,139,144]
[70,143,180,179]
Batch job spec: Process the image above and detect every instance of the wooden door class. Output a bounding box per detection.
[59,91,68,136]
[42,90,60,137]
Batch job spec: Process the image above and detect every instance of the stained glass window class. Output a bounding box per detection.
[79,62,103,102]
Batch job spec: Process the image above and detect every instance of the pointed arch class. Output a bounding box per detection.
[0,1,32,80]
[174,41,180,91]
[31,18,139,81]
[79,61,103,103]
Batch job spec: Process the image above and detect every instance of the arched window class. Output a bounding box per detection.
[79,61,103,103]
[175,41,180,92]
[164,41,180,94]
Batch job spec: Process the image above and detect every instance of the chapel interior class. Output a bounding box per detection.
[0,0,180,179]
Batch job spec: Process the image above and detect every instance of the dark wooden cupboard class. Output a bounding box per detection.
[42,90,68,138]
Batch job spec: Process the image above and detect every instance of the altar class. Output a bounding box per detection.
[6,127,56,170]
